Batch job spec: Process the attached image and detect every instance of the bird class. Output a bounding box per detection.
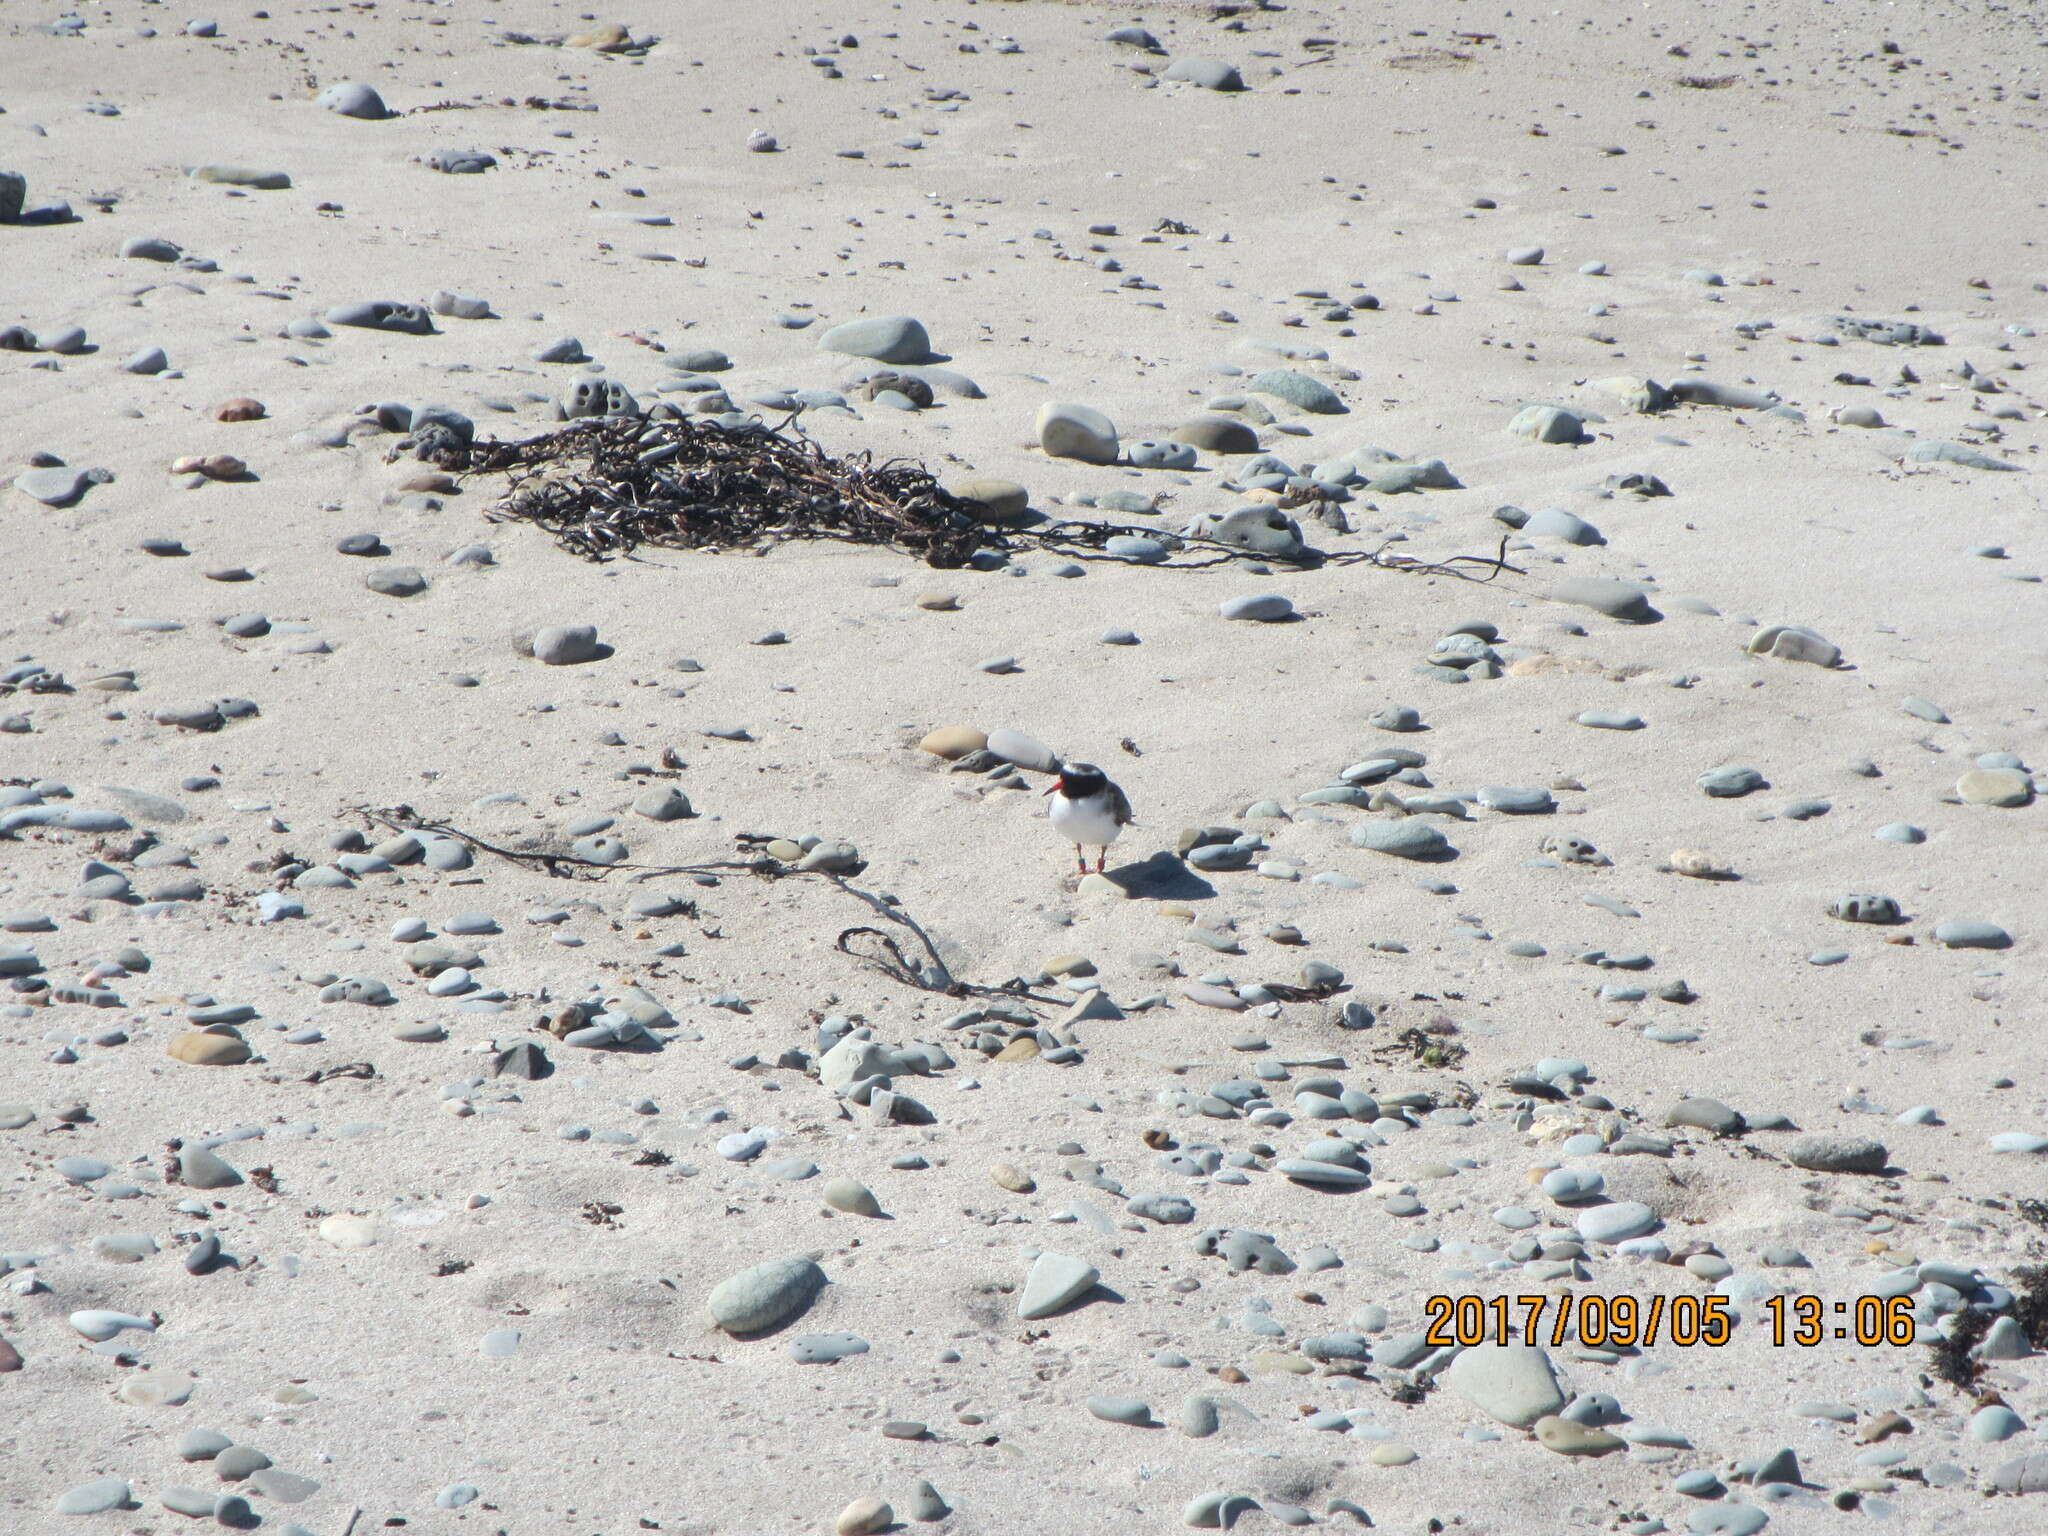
[1043,761,1134,875]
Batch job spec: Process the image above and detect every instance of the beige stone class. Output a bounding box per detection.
[165,1031,250,1066]
[989,1162,1036,1193]
[835,1496,893,1536]
[1533,1415,1626,1455]
[1957,769,2032,807]
[918,725,986,759]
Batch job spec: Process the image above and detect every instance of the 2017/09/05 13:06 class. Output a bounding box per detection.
[1421,1293,1920,1349]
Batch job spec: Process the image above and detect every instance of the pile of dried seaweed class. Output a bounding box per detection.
[442,413,992,568]
[430,412,1519,580]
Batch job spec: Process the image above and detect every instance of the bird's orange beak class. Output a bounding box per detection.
[1041,776,1062,797]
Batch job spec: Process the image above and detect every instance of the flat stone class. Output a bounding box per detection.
[1698,766,1765,798]
[1018,1252,1099,1319]
[1934,919,2011,949]
[1957,769,2032,807]
[1351,820,1450,859]
[1249,369,1345,414]
[790,1332,870,1364]
[1088,1395,1154,1425]
[1477,785,1555,815]
[1577,710,1645,730]
[55,1479,131,1516]
[1445,1343,1566,1427]
[1576,1202,1660,1243]
[1786,1135,1887,1173]
[14,467,94,506]
[1534,1415,1626,1455]
[365,565,427,597]
[1219,593,1294,622]
[987,727,1060,772]
[166,1031,250,1065]
[1550,577,1654,622]
[1163,57,1245,91]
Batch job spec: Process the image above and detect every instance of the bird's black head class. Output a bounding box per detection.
[1055,762,1106,797]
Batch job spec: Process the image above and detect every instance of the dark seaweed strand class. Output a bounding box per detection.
[441,413,1521,580]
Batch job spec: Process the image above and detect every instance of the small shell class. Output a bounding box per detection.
[1667,848,1730,879]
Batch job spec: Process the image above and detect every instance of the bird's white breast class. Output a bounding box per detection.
[1050,792,1125,848]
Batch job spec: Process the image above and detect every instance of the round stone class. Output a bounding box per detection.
[1575,1202,1660,1244]
[1036,402,1119,464]
[918,725,987,760]
[166,1031,251,1065]
[707,1256,827,1335]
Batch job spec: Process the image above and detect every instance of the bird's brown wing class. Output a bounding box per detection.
[1109,780,1136,827]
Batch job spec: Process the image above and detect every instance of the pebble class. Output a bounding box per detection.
[1550,577,1654,621]
[1576,1202,1660,1243]
[707,1256,826,1334]
[1697,766,1765,798]
[317,82,387,118]
[1445,1343,1566,1426]
[1219,594,1294,622]
[1037,402,1120,464]
[1163,57,1244,91]
[835,1496,893,1536]
[54,1479,131,1516]
[1019,1252,1098,1319]
[531,625,603,665]
[1933,919,2010,949]
[820,315,930,364]
[1351,821,1449,859]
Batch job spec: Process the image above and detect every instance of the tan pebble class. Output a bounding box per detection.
[834,1496,892,1536]
[1041,954,1095,977]
[1157,901,1194,920]
[1247,1352,1313,1375]
[1532,1415,1625,1455]
[945,477,1031,525]
[993,1036,1041,1063]
[214,397,266,422]
[989,1162,1036,1193]
[1368,1443,1417,1466]
[918,725,987,760]
[398,470,459,493]
[915,591,960,611]
[170,454,246,480]
[1957,768,2032,807]
[1858,1410,1911,1442]
[317,1214,379,1248]
[565,21,631,49]
[765,839,804,862]
[1667,848,1729,879]
[165,1031,250,1066]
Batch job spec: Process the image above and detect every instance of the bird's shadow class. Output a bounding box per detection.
[1103,852,1214,901]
